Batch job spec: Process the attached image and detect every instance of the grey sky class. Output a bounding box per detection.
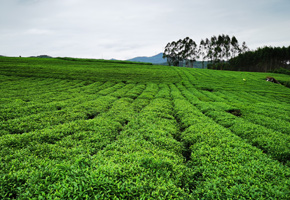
[1,0,290,60]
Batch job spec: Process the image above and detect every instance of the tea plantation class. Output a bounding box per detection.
[1,57,290,199]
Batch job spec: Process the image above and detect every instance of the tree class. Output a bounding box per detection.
[163,37,198,67]
[179,37,198,67]
[198,39,206,68]
[197,34,248,70]
[228,45,290,72]
[230,36,240,58]
[163,41,181,66]
[164,34,249,69]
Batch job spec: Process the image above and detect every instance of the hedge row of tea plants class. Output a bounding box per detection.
[0,82,155,198]
[0,80,113,121]
[240,109,290,135]
[177,74,290,166]
[83,97,195,199]
[1,56,290,198]
[0,81,130,135]
[170,86,290,199]
[196,102,290,165]
[0,57,181,83]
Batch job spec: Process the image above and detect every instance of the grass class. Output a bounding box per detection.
[1,56,290,199]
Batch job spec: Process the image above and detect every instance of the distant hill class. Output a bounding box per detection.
[127,53,166,64]
[30,55,53,58]
[127,53,208,68]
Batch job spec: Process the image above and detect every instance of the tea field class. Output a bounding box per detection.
[1,57,290,199]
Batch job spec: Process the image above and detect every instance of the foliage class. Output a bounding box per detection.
[1,57,290,199]
[207,62,231,70]
[199,34,248,63]
[229,46,290,72]
[0,57,178,83]
[163,37,198,66]
[163,34,248,68]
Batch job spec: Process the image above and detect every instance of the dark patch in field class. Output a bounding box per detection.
[279,80,290,88]
[182,142,192,162]
[86,113,99,120]
[122,120,129,126]
[173,115,191,162]
[227,109,242,117]
[56,106,62,110]
[200,87,214,92]
[11,130,25,134]
[131,96,138,100]
[82,81,93,86]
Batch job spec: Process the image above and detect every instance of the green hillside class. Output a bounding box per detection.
[1,57,290,199]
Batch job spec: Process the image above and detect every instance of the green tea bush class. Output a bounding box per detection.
[241,112,290,135]
[1,56,290,198]
[137,83,159,99]
[172,92,290,199]
[203,108,290,164]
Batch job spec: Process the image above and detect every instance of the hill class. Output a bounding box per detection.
[127,53,209,68]
[29,55,53,58]
[127,52,166,64]
[1,56,290,199]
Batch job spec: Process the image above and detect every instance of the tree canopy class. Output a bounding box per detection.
[163,34,248,67]
[228,46,290,72]
[163,35,290,73]
[163,37,198,66]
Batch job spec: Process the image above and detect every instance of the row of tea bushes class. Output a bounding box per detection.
[0,57,182,83]
[0,93,150,199]
[240,109,290,135]
[1,96,195,199]
[0,80,115,121]
[0,95,118,136]
[247,102,290,121]
[204,109,290,165]
[171,90,290,199]
[0,80,149,136]
[83,97,195,199]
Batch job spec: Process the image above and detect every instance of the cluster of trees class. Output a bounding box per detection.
[228,46,290,72]
[163,34,249,67]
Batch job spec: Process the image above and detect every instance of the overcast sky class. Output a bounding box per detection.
[1,0,290,60]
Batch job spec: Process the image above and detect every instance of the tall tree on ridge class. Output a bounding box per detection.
[163,37,198,67]
[163,41,181,66]
[164,34,249,68]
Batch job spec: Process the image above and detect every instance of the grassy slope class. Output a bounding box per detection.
[1,57,290,199]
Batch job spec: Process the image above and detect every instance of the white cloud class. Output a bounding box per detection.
[0,0,290,59]
[25,29,54,35]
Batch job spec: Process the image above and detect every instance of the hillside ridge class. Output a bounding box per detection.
[127,52,166,63]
